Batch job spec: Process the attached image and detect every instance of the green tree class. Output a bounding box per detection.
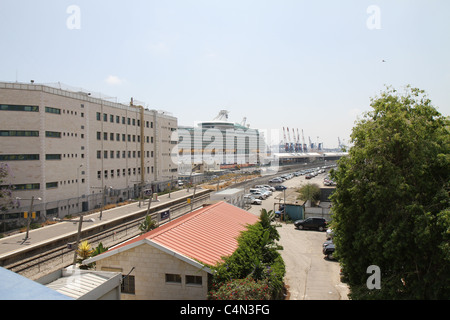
[330,86,449,299]
[297,183,321,206]
[209,209,285,299]
[0,163,14,212]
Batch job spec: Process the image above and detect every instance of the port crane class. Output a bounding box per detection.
[286,127,292,152]
[292,128,298,152]
[283,127,289,152]
[302,129,307,152]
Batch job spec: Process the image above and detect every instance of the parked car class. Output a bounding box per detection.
[323,239,333,247]
[326,228,334,240]
[244,194,262,205]
[259,188,272,197]
[294,217,327,231]
[274,185,287,191]
[260,185,275,192]
[249,189,266,199]
[305,173,313,179]
[255,185,273,195]
[323,242,335,260]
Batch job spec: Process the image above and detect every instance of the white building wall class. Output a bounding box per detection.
[95,244,209,300]
[0,82,178,220]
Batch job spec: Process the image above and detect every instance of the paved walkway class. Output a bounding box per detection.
[0,189,201,259]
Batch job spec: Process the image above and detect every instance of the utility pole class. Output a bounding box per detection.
[72,215,83,266]
[23,196,41,242]
[145,189,153,217]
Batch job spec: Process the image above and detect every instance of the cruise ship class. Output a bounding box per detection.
[177,110,265,170]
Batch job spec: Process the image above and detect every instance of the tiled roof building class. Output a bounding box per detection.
[84,201,259,300]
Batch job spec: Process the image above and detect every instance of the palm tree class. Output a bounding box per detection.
[91,242,108,257]
[76,240,94,269]
[139,215,158,234]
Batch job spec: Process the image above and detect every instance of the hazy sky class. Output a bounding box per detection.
[1,0,449,148]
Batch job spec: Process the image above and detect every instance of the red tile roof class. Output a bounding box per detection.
[106,201,259,266]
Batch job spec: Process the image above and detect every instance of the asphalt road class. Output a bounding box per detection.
[247,170,349,300]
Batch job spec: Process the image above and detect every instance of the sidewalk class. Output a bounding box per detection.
[0,188,202,258]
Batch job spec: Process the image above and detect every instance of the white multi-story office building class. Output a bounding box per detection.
[0,81,177,223]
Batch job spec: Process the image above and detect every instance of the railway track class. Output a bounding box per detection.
[6,161,331,280]
[6,193,211,280]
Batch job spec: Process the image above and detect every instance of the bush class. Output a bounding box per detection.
[208,276,271,300]
[208,209,286,299]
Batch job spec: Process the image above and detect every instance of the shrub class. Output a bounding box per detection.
[208,276,271,300]
[208,209,286,299]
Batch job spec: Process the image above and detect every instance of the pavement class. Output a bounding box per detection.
[247,172,349,300]
[0,188,202,259]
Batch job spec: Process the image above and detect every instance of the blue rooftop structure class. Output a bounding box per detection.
[0,267,73,300]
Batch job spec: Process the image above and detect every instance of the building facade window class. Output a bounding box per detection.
[186,275,202,286]
[165,274,182,284]
[121,275,135,294]
[11,183,40,190]
[45,131,61,138]
[0,130,39,137]
[0,154,39,161]
[46,182,58,189]
[45,106,61,114]
[0,104,39,112]
[46,154,61,160]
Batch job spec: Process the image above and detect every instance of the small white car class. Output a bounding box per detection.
[244,194,262,205]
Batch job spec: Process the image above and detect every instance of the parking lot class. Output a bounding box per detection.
[247,168,349,300]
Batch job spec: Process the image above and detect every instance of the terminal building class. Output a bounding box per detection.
[0,81,178,225]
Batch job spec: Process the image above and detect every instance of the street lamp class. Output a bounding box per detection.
[17,196,42,242]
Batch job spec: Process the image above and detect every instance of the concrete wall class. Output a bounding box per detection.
[304,202,332,221]
[96,243,209,300]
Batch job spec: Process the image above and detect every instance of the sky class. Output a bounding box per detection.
[1,0,449,149]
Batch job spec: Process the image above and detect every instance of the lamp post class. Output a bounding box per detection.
[17,196,42,242]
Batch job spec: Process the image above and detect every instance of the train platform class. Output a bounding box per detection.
[0,188,203,259]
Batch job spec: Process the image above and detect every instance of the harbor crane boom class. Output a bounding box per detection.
[302,129,307,152]
[283,127,289,152]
